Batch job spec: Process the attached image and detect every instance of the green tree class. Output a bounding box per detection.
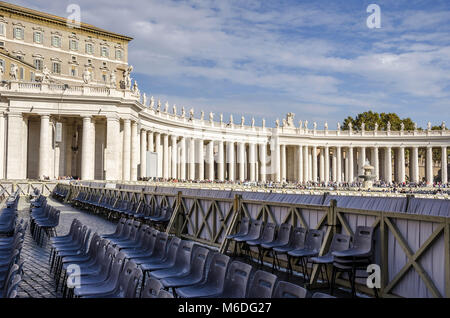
[341,111,416,131]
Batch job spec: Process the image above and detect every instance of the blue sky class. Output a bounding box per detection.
[12,0,450,128]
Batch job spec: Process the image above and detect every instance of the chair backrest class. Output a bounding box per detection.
[312,292,336,298]
[2,263,19,295]
[134,225,150,245]
[247,270,277,298]
[304,229,324,252]
[260,223,276,243]
[150,232,169,259]
[236,217,250,236]
[246,219,263,240]
[114,218,127,236]
[221,261,252,298]
[120,220,134,239]
[102,245,118,275]
[289,227,307,249]
[5,274,21,298]
[327,233,351,255]
[124,266,143,298]
[274,223,292,245]
[203,253,230,291]
[127,221,141,241]
[188,246,210,281]
[141,278,163,298]
[172,241,194,271]
[107,251,127,286]
[352,226,375,253]
[272,281,307,298]
[157,289,174,298]
[145,228,160,253]
[87,233,101,257]
[115,260,138,297]
[163,237,181,265]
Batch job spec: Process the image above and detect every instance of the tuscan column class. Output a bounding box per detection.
[105,116,120,181]
[260,143,267,183]
[303,146,309,182]
[147,130,154,152]
[130,121,138,181]
[189,138,195,180]
[297,145,303,183]
[171,135,178,179]
[6,113,25,180]
[319,147,325,182]
[217,140,224,181]
[336,146,342,183]
[372,146,379,181]
[426,146,433,185]
[39,114,50,179]
[249,143,256,182]
[271,137,281,182]
[154,132,161,178]
[81,116,95,180]
[359,146,366,175]
[207,140,214,180]
[227,141,235,181]
[324,146,330,183]
[411,146,419,183]
[140,129,147,179]
[442,146,448,183]
[197,139,204,181]
[238,142,245,182]
[122,119,131,181]
[312,146,318,182]
[332,148,337,182]
[385,146,392,184]
[399,146,405,183]
[348,146,354,182]
[163,134,169,179]
[0,113,5,179]
[180,137,186,180]
[280,144,286,182]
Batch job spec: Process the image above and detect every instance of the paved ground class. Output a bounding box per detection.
[16,196,116,298]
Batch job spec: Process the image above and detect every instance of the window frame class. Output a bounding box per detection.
[85,43,94,55]
[52,61,61,74]
[51,35,61,48]
[33,31,43,44]
[101,46,109,58]
[13,27,24,40]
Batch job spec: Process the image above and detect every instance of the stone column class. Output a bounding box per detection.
[426,146,433,185]
[140,129,147,179]
[238,142,245,182]
[163,134,169,179]
[280,144,286,182]
[399,146,405,183]
[271,138,281,182]
[217,140,224,181]
[336,146,342,183]
[180,137,186,180]
[130,121,138,181]
[6,113,24,180]
[260,143,267,183]
[372,146,379,181]
[297,145,303,183]
[0,113,4,179]
[249,143,256,182]
[39,114,50,179]
[332,148,337,182]
[312,146,318,182]
[189,138,195,180]
[122,119,131,181]
[154,132,161,178]
[207,140,214,181]
[324,146,330,183]
[348,146,354,182]
[227,141,235,181]
[319,147,325,182]
[197,139,204,180]
[359,146,366,175]
[442,146,448,183]
[81,116,95,180]
[303,146,309,182]
[147,130,154,152]
[171,135,178,179]
[411,146,419,183]
[105,116,120,181]
[385,146,392,184]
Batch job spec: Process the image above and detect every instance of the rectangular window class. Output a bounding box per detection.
[34,59,43,71]
[52,62,61,74]
[101,46,109,58]
[69,39,78,51]
[31,72,35,82]
[51,36,61,48]
[115,49,122,60]
[34,32,42,44]
[14,27,24,40]
[19,67,24,80]
[16,55,23,61]
[71,68,77,77]
[85,43,93,54]
[0,23,5,36]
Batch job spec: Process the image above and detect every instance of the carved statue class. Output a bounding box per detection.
[241,116,245,126]
[200,111,205,121]
[229,114,233,125]
[427,122,432,130]
[286,113,295,127]
[110,71,116,88]
[124,65,133,89]
[82,67,91,84]
[173,104,177,115]
[164,101,169,113]
[313,122,317,130]
[189,108,194,120]
[142,93,147,106]
[387,121,391,131]
[42,66,51,83]
[156,99,161,112]
[299,120,303,129]
[132,80,140,96]
[348,122,352,131]
[361,122,365,131]
[251,117,255,128]
[304,120,308,130]
[324,122,328,130]
[275,119,280,128]
[442,121,446,130]
[262,118,266,128]
[10,63,18,81]
[374,122,378,131]
[400,122,405,131]
[150,96,155,109]
[414,122,417,131]
[219,114,223,123]
[337,122,341,131]
[0,63,4,81]
[181,107,186,118]
[282,119,287,127]
[209,112,214,122]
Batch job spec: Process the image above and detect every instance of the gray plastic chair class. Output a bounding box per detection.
[210,261,252,298]
[312,292,336,298]
[247,270,277,298]
[272,281,307,298]
[245,223,276,264]
[141,278,163,298]
[233,220,263,257]
[272,227,307,272]
[287,229,324,279]
[226,217,250,240]
[176,252,231,298]
[149,241,194,280]
[157,289,174,298]
[260,223,292,271]
[122,228,159,259]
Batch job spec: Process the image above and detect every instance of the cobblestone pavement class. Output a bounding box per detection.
[16,196,116,298]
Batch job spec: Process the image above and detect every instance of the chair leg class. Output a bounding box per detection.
[330,266,337,295]
[140,270,147,297]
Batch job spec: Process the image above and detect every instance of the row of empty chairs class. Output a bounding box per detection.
[0,190,20,236]
[52,186,69,201]
[69,189,173,228]
[29,195,60,246]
